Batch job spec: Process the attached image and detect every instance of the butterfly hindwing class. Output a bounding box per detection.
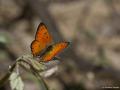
[31,23,52,57]
[40,42,69,62]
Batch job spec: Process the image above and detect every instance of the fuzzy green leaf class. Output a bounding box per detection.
[9,72,24,90]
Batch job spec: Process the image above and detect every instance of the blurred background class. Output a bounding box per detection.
[0,0,120,90]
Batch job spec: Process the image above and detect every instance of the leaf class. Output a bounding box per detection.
[9,72,24,90]
[0,34,8,44]
[30,59,47,71]
[17,54,47,72]
[40,66,58,78]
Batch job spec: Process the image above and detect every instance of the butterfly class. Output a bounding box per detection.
[31,22,69,62]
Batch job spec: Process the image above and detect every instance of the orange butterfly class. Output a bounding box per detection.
[31,23,69,62]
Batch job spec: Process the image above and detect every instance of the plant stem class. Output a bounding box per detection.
[0,62,16,87]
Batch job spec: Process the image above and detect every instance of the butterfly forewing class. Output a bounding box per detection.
[31,23,52,57]
[35,23,52,44]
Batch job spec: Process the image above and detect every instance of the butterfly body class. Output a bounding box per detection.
[31,23,69,62]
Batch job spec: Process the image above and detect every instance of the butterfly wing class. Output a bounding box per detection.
[40,42,70,62]
[31,23,52,57]
[35,23,52,44]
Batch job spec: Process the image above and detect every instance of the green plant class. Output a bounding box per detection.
[0,54,51,90]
